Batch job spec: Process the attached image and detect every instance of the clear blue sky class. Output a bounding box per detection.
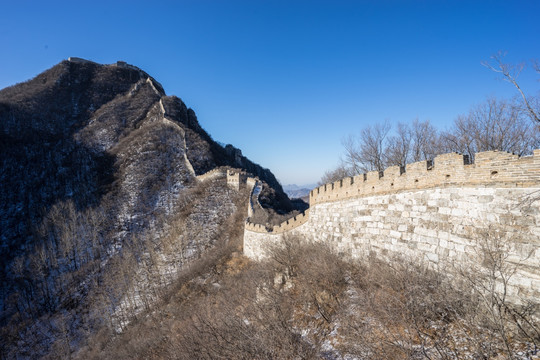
[1,0,539,185]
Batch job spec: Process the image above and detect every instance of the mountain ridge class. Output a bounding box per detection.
[0,58,293,358]
[0,57,292,253]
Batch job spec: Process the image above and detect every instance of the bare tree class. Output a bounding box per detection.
[385,122,412,167]
[410,118,440,162]
[483,51,540,123]
[318,162,355,186]
[322,118,440,185]
[441,97,539,160]
[439,114,477,160]
[386,119,440,167]
[343,120,391,173]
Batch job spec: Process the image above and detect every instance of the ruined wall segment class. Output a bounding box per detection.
[243,150,540,304]
[197,167,259,218]
[227,170,250,190]
[195,167,228,182]
[196,167,257,188]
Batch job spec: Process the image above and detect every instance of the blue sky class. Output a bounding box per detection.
[1,1,539,185]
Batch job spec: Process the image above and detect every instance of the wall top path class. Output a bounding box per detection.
[245,149,540,234]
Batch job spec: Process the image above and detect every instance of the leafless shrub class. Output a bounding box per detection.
[455,231,540,359]
[440,97,539,160]
[71,232,540,359]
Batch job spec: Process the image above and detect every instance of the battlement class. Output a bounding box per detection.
[271,210,310,233]
[310,150,540,205]
[244,222,268,232]
[244,150,540,306]
[196,167,228,182]
[245,209,310,234]
[245,150,540,235]
[68,57,99,65]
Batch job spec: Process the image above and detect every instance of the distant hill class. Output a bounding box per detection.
[282,183,316,200]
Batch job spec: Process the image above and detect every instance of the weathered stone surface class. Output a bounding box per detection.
[244,150,540,305]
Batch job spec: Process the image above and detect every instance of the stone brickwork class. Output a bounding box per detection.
[196,167,228,182]
[227,170,251,190]
[196,167,257,190]
[243,150,540,304]
[310,149,540,205]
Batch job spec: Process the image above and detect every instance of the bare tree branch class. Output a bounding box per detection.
[483,51,540,123]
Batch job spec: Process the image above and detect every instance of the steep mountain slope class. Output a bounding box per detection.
[0,58,292,358]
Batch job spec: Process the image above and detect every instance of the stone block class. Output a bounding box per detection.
[438,207,451,215]
[439,238,448,248]
[454,243,466,252]
[451,208,465,217]
[426,229,438,238]
[398,224,408,232]
[426,252,439,263]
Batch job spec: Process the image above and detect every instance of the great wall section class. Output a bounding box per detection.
[65,56,540,304]
[243,149,540,305]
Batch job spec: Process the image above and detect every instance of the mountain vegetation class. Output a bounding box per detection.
[320,107,540,185]
[0,59,293,358]
[1,58,538,359]
[76,236,539,359]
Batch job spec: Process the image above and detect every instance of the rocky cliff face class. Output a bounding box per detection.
[0,58,291,358]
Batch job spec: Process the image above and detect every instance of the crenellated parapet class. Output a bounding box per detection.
[244,210,310,234]
[243,149,540,306]
[245,150,540,235]
[310,150,540,205]
[244,222,268,232]
[271,209,310,233]
[196,167,228,182]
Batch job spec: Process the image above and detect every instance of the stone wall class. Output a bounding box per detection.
[243,150,540,304]
[310,149,540,205]
[196,167,228,182]
[68,57,99,65]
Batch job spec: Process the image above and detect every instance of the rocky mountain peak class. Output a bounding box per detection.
[0,58,299,357]
[0,57,293,254]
